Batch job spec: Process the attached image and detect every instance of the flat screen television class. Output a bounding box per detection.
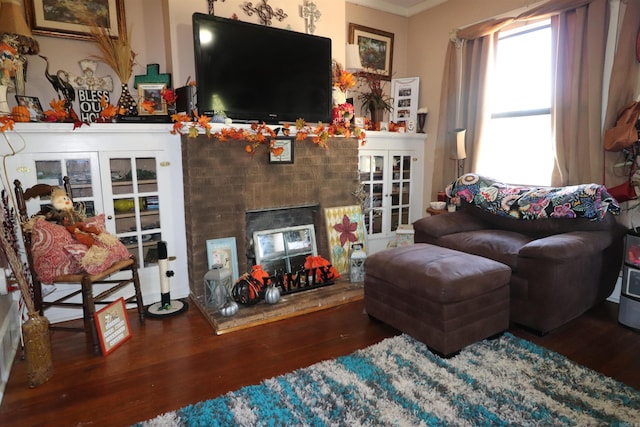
[192,13,332,124]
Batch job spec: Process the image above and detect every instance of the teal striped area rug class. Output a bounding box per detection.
[136,333,640,426]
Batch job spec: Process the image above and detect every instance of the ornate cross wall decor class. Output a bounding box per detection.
[207,0,225,15]
[242,0,288,26]
[300,0,321,34]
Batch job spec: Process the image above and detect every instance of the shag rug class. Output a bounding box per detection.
[136,333,640,426]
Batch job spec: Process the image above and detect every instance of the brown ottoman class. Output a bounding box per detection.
[365,243,511,357]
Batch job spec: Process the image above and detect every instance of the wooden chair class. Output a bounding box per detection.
[14,176,145,354]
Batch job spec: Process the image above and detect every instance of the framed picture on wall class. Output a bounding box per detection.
[24,0,126,40]
[348,23,394,80]
[268,137,295,164]
[391,77,420,131]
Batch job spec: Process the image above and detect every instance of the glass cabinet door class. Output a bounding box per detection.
[29,154,100,216]
[358,153,385,236]
[104,155,162,268]
[390,154,412,232]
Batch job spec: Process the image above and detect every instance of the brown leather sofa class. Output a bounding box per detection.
[413,178,626,334]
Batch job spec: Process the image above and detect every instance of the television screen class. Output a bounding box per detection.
[192,13,332,124]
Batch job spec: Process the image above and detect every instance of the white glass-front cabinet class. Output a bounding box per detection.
[358,132,425,253]
[1,123,188,324]
[100,152,166,268]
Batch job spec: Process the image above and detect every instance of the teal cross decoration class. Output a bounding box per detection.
[133,64,171,89]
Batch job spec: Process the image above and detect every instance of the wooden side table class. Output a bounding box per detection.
[426,207,448,215]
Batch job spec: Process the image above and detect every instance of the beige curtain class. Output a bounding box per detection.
[551,0,608,185]
[432,0,611,197]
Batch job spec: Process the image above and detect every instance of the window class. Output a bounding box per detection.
[476,21,554,186]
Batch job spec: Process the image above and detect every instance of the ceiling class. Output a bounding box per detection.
[346,0,449,17]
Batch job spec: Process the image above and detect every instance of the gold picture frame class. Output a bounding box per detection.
[137,83,168,116]
[349,23,394,81]
[93,297,132,356]
[24,0,126,41]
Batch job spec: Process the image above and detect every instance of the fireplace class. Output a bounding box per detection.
[181,134,360,324]
[246,204,320,270]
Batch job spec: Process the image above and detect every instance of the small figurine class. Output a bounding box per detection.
[39,55,77,119]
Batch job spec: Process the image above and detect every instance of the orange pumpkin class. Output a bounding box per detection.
[12,105,30,122]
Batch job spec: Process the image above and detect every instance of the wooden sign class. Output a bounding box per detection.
[94,297,132,355]
[78,89,110,123]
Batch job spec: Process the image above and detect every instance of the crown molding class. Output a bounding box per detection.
[346,0,448,17]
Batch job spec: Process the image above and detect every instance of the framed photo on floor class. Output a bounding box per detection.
[94,298,132,356]
[206,237,239,282]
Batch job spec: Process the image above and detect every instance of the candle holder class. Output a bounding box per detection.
[417,113,428,133]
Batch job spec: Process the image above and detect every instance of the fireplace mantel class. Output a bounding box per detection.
[181,134,360,312]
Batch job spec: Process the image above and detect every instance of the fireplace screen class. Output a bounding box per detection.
[253,225,317,274]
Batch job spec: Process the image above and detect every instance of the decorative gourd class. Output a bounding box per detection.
[12,105,30,122]
[264,285,280,304]
[220,299,238,317]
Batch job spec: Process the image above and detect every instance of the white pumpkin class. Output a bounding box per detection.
[264,285,280,304]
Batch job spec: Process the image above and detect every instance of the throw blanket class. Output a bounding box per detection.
[447,173,621,220]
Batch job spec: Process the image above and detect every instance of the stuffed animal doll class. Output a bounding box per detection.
[44,187,85,226]
[45,187,102,247]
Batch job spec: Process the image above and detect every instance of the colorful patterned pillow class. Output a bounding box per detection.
[447,174,621,220]
[31,218,83,284]
[31,215,131,282]
[63,214,131,275]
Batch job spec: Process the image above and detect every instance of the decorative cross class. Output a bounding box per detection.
[242,0,287,26]
[207,0,225,15]
[68,59,113,91]
[300,0,321,34]
[133,64,171,90]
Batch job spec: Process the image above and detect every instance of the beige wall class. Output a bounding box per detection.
[18,0,346,111]
[17,0,572,211]
[347,0,529,208]
[406,0,528,205]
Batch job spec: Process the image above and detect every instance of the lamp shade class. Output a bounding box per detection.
[345,44,363,72]
[0,0,39,54]
[455,129,467,160]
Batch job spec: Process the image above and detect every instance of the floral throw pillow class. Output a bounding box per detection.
[31,215,132,282]
[63,214,131,275]
[31,218,83,284]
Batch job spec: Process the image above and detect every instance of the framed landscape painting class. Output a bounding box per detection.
[25,0,126,40]
[349,23,394,80]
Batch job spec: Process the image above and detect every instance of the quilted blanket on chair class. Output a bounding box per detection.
[447,174,621,220]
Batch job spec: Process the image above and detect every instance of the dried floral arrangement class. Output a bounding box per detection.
[88,24,136,83]
[0,190,35,314]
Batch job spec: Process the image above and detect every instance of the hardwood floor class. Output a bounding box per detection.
[0,299,638,427]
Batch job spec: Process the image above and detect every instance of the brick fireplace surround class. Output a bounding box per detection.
[181,134,360,309]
